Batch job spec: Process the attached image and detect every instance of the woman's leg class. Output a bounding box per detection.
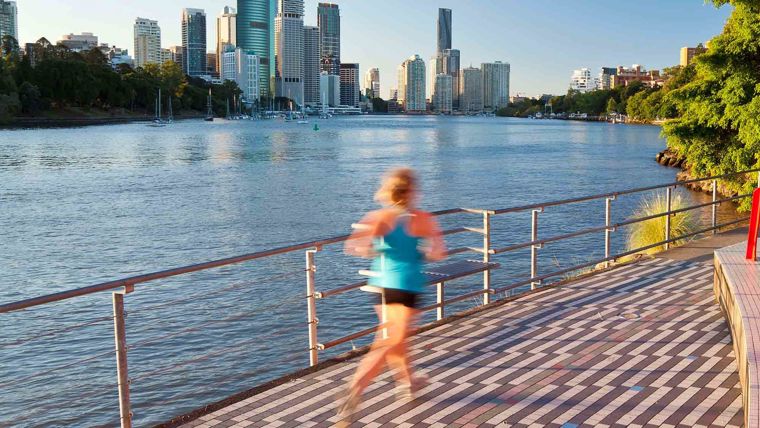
[384,305,415,386]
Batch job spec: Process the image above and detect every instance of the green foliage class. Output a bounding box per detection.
[662,1,760,211]
[627,193,697,255]
[371,97,388,113]
[496,98,542,117]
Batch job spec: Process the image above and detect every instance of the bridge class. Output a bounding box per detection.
[1,170,758,428]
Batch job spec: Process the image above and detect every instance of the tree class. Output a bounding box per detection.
[606,98,618,114]
[662,0,760,210]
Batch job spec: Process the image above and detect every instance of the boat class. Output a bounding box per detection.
[147,88,166,127]
[204,89,214,121]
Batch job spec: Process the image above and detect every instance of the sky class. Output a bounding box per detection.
[18,0,732,98]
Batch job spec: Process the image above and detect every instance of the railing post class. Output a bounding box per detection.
[482,211,491,305]
[712,180,718,235]
[436,282,444,320]
[112,285,133,428]
[605,196,615,268]
[531,208,542,290]
[665,187,673,250]
[305,248,320,367]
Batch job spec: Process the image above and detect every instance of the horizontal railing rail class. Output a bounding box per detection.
[2,168,759,428]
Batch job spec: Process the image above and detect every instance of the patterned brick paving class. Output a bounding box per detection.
[182,258,743,427]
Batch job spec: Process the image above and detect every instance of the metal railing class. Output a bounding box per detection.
[1,168,759,428]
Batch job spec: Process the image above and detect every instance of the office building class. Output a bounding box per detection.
[237,0,273,97]
[160,48,172,64]
[339,63,359,107]
[320,72,340,107]
[437,8,451,55]
[364,67,380,99]
[402,55,425,112]
[303,26,320,106]
[134,17,162,68]
[216,6,237,75]
[570,68,597,93]
[680,43,707,66]
[169,45,183,66]
[0,1,17,41]
[461,66,483,113]
[439,48,460,109]
[182,8,207,76]
[397,63,406,105]
[317,3,340,75]
[222,47,260,103]
[206,53,217,75]
[433,74,453,113]
[58,33,98,52]
[427,57,437,101]
[275,0,304,105]
[481,61,510,111]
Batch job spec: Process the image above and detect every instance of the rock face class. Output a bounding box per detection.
[655,149,686,168]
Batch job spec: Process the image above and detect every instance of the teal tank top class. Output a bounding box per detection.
[367,216,426,294]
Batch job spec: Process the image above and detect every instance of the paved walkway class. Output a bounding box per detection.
[183,252,744,428]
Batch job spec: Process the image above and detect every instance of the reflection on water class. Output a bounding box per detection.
[0,117,742,427]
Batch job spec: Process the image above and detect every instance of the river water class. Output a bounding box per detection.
[0,117,740,427]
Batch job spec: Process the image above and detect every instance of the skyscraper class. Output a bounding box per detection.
[0,1,17,42]
[320,72,340,107]
[397,63,407,105]
[339,63,359,107]
[275,0,304,106]
[481,61,510,111]
[440,49,461,109]
[237,0,273,98]
[461,66,484,113]
[402,55,426,112]
[364,68,380,99]
[437,8,451,55]
[222,47,261,103]
[433,74,453,113]
[303,26,321,106]
[317,3,340,75]
[182,8,207,77]
[169,45,184,66]
[133,18,161,68]
[216,6,237,75]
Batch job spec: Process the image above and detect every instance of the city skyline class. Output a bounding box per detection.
[17,0,731,97]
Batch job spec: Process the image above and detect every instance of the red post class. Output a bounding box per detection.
[747,188,760,261]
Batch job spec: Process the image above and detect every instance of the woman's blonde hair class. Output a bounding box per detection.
[375,167,417,208]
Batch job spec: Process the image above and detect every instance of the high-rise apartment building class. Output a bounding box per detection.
[0,1,17,42]
[570,68,597,93]
[598,67,617,91]
[364,68,380,99]
[237,0,273,98]
[402,55,426,112]
[461,66,483,113]
[440,49,461,109]
[320,72,340,107]
[58,33,98,52]
[216,6,237,75]
[317,3,340,75]
[134,18,162,68]
[160,48,172,64]
[303,26,321,106]
[275,0,304,105]
[427,57,437,101]
[222,47,261,103]
[433,74,453,113]
[437,8,451,55]
[169,45,184,66]
[397,63,407,105]
[339,63,360,107]
[680,43,707,67]
[481,61,510,111]
[182,8,207,76]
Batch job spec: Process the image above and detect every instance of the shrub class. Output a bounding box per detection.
[627,192,697,254]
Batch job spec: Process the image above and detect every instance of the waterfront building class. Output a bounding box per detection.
[680,43,707,66]
[275,0,304,106]
[439,48,461,109]
[427,57,437,101]
[570,68,597,93]
[133,17,161,68]
[481,61,510,111]
[437,8,451,55]
[598,67,617,91]
[397,63,407,105]
[317,3,340,75]
[169,45,183,66]
[303,25,321,106]
[58,33,98,52]
[363,67,380,99]
[402,55,426,112]
[610,64,663,89]
[206,53,217,76]
[237,0,273,98]
[461,66,483,113]
[160,48,172,65]
[339,63,360,107]
[222,47,260,103]
[433,74,453,113]
[216,6,237,75]
[319,72,340,107]
[0,1,17,42]
[182,8,207,77]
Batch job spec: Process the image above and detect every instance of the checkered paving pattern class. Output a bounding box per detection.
[182,258,743,428]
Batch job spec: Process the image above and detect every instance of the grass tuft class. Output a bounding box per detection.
[627,192,697,255]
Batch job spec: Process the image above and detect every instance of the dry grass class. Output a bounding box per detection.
[627,192,697,255]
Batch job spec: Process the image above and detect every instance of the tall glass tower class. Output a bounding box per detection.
[317,3,340,75]
[437,8,451,54]
[182,8,207,77]
[237,0,274,98]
